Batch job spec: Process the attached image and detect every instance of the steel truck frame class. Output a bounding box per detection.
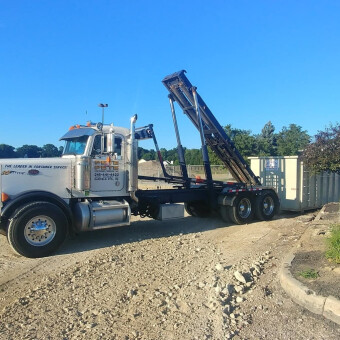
[135,70,279,223]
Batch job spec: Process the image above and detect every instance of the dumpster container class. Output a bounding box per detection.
[249,156,340,211]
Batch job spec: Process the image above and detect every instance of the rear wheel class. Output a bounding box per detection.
[185,201,211,218]
[7,201,68,258]
[255,191,279,220]
[229,195,254,224]
[219,206,230,222]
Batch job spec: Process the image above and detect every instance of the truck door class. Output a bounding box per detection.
[90,134,125,193]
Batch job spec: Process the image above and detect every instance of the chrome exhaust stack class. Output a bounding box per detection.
[128,114,138,202]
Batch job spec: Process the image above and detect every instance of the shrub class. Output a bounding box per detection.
[303,123,340,174]
[325,224,340,264]
[298,269,319,279]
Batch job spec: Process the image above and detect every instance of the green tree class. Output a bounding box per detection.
[256,121,277,156]
[141,149,156,161]
[207,146,224,165]
[224,125,257,158]
[0,144,17,158]
[276,124,310,156]
[16,145,42,158]
[160,148,168,161]
[185,149,202,165]
[58,146,64,155]
[165,148,179,164]
[303,123,340,173]
[41,144,60,157]
[138,147,152,160]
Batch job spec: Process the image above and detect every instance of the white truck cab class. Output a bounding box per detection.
[60,122,133,196]
[0,117,139,258]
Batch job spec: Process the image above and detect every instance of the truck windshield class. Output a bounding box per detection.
[63,136,89,155]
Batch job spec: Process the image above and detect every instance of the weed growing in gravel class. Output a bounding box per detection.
[325,224,340,264]
[298,269,319,279]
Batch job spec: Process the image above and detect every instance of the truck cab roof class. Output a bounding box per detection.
[60,127,96,140]
[60,124,130,141]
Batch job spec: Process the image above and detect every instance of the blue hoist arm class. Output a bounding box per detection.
[162,70,261,186]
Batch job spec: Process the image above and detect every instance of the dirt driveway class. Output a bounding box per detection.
[1,212,339,339]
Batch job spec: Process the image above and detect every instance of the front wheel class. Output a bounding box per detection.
[7,201,68,258]
[229,195,254,224]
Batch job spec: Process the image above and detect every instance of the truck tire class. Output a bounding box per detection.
[219,206,230,222]
[255,190,279,221]
[229,195,254,224]
[184,201,211,218]
[7,201,68,258]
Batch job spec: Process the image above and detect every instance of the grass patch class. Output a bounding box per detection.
[298,269,319,279]
[325,224,340,264]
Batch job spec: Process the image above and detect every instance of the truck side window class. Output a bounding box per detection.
[92,135,102,155]
[92,135,122,157]
[114,137,122,157]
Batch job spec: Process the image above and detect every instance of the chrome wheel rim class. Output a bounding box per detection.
[238,198,252,218]
[24,215,56,246]
[262,196,274,216]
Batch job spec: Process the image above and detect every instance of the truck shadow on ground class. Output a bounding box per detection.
[57,215,230,256]
[57,211,301,256]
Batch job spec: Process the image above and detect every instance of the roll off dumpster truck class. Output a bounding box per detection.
[0,71,279,257]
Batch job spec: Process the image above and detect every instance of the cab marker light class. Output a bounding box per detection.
[1,192,9,202]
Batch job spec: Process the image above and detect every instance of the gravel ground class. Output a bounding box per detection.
[1,212,339,339]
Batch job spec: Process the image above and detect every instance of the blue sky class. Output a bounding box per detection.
[1,0,339,150]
